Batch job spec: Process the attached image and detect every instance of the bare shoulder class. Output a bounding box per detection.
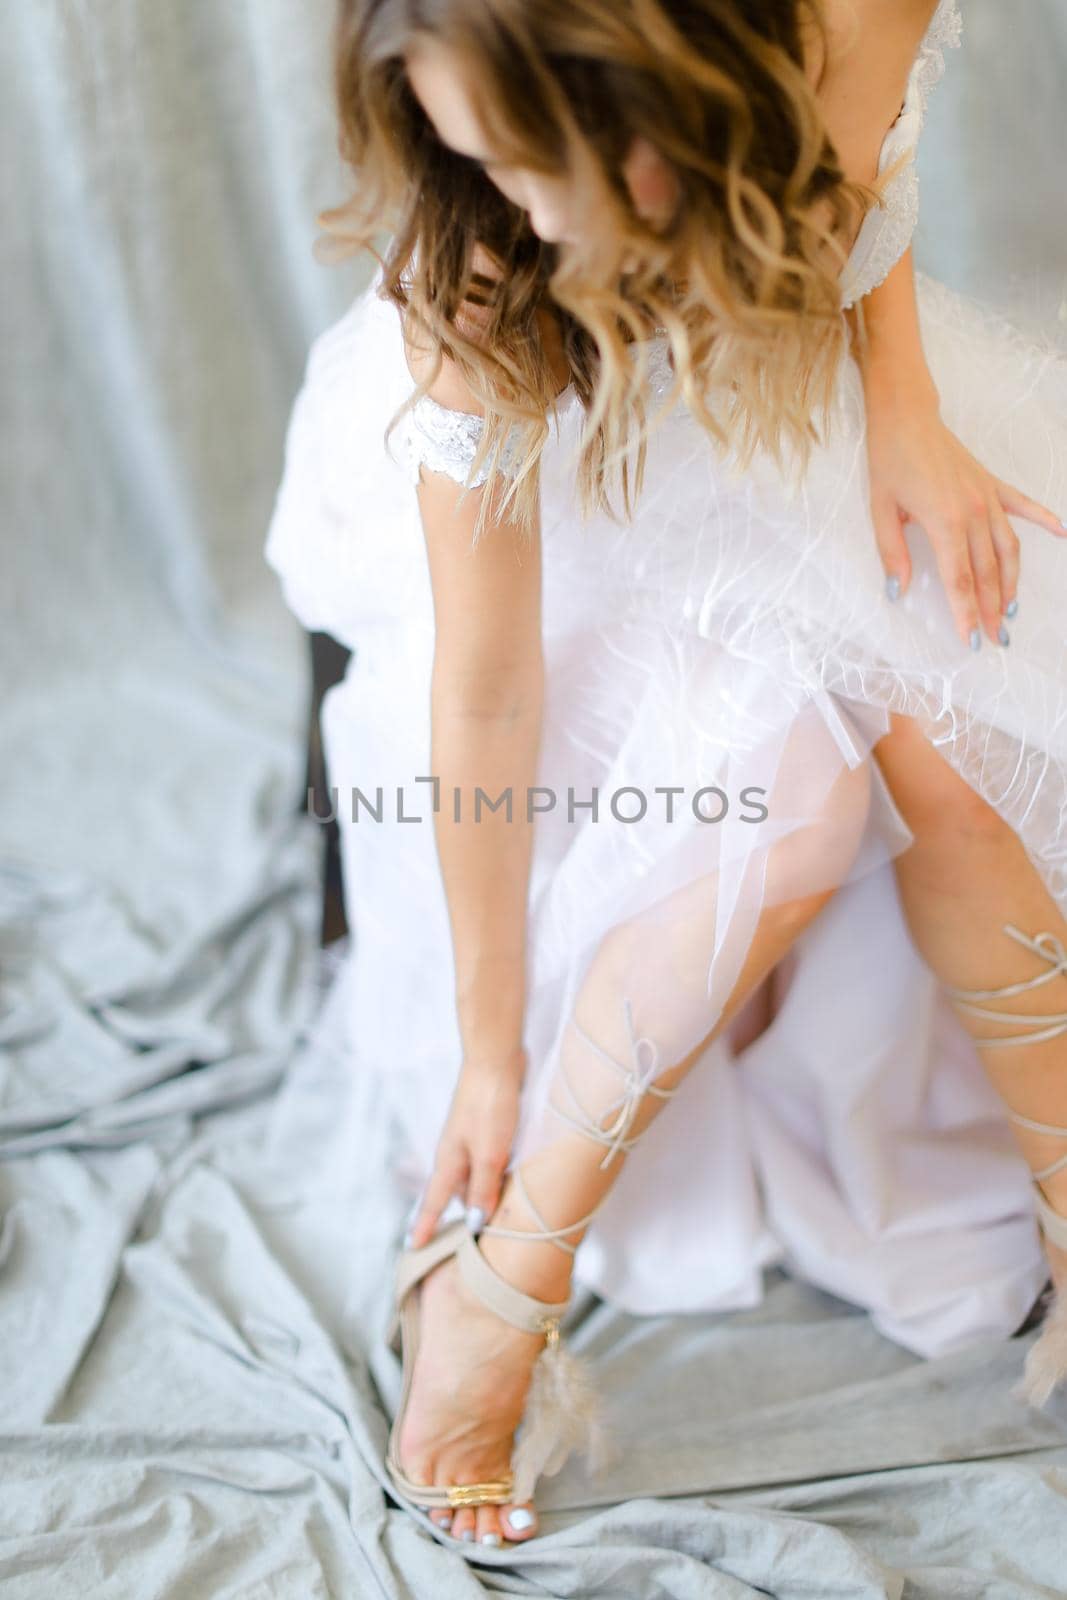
[402,240,542,637]
[410,246,544,686]
[401,243,505,415]
[402,242,569,415]
[811,0,943,185]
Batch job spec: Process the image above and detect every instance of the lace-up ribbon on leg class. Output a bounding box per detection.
[469,1000,684,1497]
[943,925,1067,1251]
[545,998,682,1171]
[944,927,1067,1051]
[942,923,1067,1407]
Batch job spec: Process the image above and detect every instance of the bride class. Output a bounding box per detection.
[265,0,1067,1549]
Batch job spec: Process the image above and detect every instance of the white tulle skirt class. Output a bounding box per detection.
[265,270,1067,1361]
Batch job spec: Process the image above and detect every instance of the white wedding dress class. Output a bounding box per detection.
[265,0,1067,1362]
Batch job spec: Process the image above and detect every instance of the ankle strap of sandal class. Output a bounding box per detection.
[456,1226,570,1336]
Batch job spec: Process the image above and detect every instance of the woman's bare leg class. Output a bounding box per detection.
[871,713,1067,1294]
[400,759,872,1545]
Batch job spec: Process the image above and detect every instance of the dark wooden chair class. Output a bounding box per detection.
[303,630,351,947]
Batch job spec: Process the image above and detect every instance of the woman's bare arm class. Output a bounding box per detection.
[823,0,1064,648]
[403,273,555,1245]
[846,241,936,399]
[417,438,544,1073]
[815,0,944,398]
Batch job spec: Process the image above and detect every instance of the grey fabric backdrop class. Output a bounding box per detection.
[2,4,1066,1596]
[915,3,1067,335]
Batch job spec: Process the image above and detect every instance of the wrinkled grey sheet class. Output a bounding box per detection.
[3,3,1067,1596]
[4,960,1067,1599]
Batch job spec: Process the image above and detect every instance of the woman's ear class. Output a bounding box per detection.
[621,135,681,228]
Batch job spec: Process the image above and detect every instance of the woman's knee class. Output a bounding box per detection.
[590,755,870,1017]
[874,713,1008,846]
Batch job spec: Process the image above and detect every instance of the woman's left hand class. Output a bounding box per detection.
[865,384,1066,649]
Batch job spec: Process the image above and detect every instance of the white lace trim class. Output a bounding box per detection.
[839,0,962,308]
[912,0,963,117]
[396,393,529,488]
[397,343,679,487]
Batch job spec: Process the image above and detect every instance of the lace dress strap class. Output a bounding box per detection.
[909,0,963,120]
[397,392,527,489]
[838,0,963,308]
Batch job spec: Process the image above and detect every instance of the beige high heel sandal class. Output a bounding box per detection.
[384,999,680,1514]
[943,923,1067,1406]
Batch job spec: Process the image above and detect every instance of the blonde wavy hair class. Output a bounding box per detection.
[317,0,882,541]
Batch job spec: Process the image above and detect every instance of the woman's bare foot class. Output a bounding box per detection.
[396,1208,575,1544]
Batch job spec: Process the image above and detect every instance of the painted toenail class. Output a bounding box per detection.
[480,1532,503,1546]
[505,1508,536,1530]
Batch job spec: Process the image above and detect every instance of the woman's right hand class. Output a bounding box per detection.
[406,1046,527,1250]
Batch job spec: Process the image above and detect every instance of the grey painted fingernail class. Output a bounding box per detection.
[969,628,982,651]
[505,1508,536,1531]
[436,1515,453,1530]
[1005,598,1019,619]
[402,1227,414,1247]
[459,1528,474,1543]
[998,623,1011,647]
[885,574,901,602]
[480,1532,503,1547]
[465,1205,487,1233]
